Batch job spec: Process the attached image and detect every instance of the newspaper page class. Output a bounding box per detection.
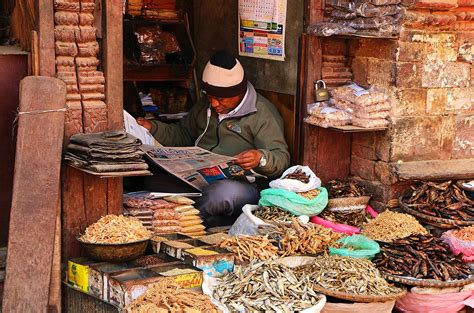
[238,0,287,61]
[142,145,255,191]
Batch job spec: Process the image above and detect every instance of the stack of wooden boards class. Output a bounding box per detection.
[123,195,205,237]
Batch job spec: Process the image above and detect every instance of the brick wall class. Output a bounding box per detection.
[343,0,474,208]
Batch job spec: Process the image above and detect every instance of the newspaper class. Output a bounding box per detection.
[142,145,265,191]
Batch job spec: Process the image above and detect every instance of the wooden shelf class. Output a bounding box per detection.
[306,32,398,40]
[123,64,193,82]
[67,163,152,178]
[305,122,387,133]
[123,17,185,25]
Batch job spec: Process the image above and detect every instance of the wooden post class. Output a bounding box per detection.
[103,0,124,215]
[36,0,55,77]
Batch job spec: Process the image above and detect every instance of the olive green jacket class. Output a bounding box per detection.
[149,83,290,178]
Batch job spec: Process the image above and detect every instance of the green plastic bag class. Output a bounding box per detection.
[329,235,380,259]
[258,187,328,216]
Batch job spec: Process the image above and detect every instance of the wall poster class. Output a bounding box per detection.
[238,0,287,61]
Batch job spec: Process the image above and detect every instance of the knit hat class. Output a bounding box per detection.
[201,50,247,98]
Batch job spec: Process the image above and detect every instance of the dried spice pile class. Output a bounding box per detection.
[451,226,474,241]
[362,211,427,242]
[218,236,278,262]
[298,189,321,200]
[80,215,151,244]
[283,169,310,183]
[321,208,372,227]
[125,281,219,313]
[254,206,295,222]
[132,255,169,267]
[326,179,367,198]
[373,234,471,281]
[405,181,474,221]
[265,219,342,256]
[214,261,324,312]
[296,255,402,296]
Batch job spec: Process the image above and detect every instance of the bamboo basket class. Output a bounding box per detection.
[327,196,371,210]
[311,284,406,303]
[382,272,474,288]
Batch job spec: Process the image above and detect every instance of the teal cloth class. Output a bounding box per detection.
[258,187,328,216]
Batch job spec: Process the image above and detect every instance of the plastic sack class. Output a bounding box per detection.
[229,205,309,236]
[322,300,395,313]
[329,235,380,259]
[259,187,328,216]
[269,165,322,192]
[441,229,474,262]
[228,205,269,236]
[396,287,474,313]
[202,256,327,313]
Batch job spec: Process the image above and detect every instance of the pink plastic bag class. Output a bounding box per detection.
[442,230,474,262]
[396,289,474,313]
[311,205,378,235]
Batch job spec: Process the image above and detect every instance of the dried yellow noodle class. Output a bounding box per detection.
[80,215,151,244]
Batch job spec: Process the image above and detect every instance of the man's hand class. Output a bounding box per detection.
[233,149,262,170]
[136,117,152,131]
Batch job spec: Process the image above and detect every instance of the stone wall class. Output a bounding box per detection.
[344,0,473,208]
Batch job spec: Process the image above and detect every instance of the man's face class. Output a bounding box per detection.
[208,94,243,114]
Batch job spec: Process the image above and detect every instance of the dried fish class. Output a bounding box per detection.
[254,206,295,222]
[405,181,474,221]
[283,169,310,183]
[296,255,403,296]
[263,219,342,256]
[321,208,372,227]
[298,189,321,200]
[214,260,324,312]
[373,234,471,281]
[126,280,219,312]
[326,179,367,198]
[217,235,278,262]
[362,211,427,242]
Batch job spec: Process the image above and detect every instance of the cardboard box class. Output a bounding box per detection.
[181,247,235,277]
[108,269,163,308]
[149,263,203,291]
[67,257,102,293]
[89,262,140,301]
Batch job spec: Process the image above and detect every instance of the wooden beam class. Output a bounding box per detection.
[395,159,474,181]
[36,0,55,77]
[2,76,65,312]
[103,0,124,215]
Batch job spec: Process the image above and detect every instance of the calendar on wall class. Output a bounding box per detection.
[238,0,287,61]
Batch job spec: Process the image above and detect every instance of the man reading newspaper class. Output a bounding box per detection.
[137,50,290,227]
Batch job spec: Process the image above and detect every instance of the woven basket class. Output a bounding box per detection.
[311,284,406,303]
[327,196,371,210]
[398,196,474,228]
[382,272,474,288]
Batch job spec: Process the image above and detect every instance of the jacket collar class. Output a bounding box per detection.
[217,82,257,121]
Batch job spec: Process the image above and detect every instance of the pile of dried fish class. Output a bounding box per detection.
[404,181,474,221]
[321,208,372,227]
[373,234,471,281]
[326,179,367,198]
[298,189,321,200]
[362,211,428,242]
[296,255,402,296]
[214,261,324,312]
[283,169,310,183]
[264,219,342,256]
[126,281,219,312]
[451,226,474,241]
[218,235,278,262]
[254,206,295,222]
[80,215,152,244]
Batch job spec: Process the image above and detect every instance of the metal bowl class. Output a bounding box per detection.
[77,236,151,262]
